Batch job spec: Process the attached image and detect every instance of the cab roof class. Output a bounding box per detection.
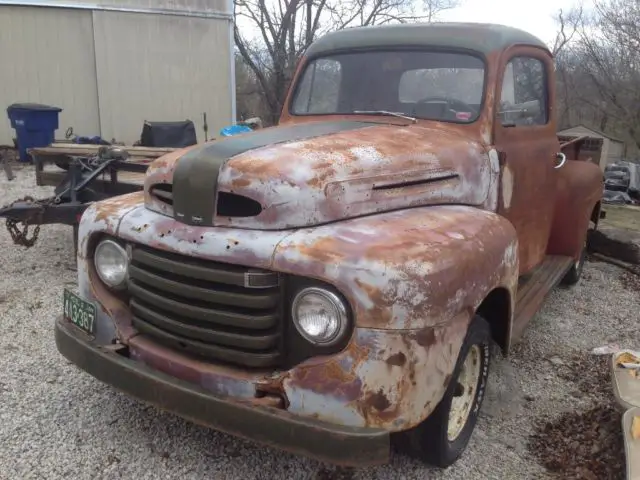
[304,22,550,58]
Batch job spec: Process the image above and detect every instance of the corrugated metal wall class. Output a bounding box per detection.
[93,11,231,144]
[70,0,228,13]
[0,6,100,145]
[0,0,233,146]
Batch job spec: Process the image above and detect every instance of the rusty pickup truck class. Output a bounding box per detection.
[55,22,603,468]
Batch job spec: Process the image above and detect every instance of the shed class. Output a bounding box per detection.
[558,124,626,170]
[0,0,235,147]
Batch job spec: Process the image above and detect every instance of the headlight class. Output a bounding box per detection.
[291,287,348,346]
[94,239,128,289]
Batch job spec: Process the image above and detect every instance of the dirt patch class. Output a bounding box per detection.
[529,353,625,479]
[313,467,356,479]
[554,353,612,399]
[620,270,640,292]
[528,403,624,480]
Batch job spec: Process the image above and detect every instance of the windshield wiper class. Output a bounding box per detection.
[352,110,417,123]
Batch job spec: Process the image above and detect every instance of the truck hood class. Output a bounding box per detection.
[143,121,495,230]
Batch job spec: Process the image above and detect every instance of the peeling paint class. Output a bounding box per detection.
[55,21,611,470]
[502,165,514,209]
[142,123,493,230]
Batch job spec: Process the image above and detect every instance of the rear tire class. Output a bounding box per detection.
[396,314,491,468]
[562,240,586,286]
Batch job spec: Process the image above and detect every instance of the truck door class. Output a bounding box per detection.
[493,47,563,275]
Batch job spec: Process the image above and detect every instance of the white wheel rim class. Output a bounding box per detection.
[447,344,482,442]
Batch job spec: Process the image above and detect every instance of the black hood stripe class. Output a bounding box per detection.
[172,121,374,226]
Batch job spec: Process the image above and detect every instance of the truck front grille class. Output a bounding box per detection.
[127,244,283,368]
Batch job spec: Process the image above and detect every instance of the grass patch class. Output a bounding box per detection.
[601,204,640,232]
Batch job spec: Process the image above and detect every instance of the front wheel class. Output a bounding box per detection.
[396,314,492,468]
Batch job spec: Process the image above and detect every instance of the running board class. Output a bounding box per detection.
[511,255,574,341]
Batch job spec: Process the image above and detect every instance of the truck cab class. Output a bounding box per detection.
[56,22,603,469]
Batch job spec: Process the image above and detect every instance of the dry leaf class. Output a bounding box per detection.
[616,352,640,367]
[632,416,640,440]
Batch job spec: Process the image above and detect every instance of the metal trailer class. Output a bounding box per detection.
[0,143,175,250]
[0,120,260,250]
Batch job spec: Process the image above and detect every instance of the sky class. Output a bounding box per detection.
[236,0,593,51]
[438,0,589,47]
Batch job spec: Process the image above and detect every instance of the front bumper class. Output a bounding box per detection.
[54,316,390,467]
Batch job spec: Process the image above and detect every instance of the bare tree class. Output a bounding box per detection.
[234,0,460,124]
[423,0,458,22]
[552,0,640,153]
[551,4,583,56]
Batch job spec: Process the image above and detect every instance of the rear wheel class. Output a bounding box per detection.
[562,239,587,286]
[396,314,491,467]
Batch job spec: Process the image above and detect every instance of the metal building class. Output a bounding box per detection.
[558,124,627,170]
[0,0,235,146]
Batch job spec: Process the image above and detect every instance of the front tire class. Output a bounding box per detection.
[396,314,491,468]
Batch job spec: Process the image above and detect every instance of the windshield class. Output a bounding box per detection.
[290,50,485,123]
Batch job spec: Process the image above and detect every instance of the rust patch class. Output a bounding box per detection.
[365,389,391,412]
[93,191,144,223]
[386,352,407,367]
[307,163,338,189]
[412,328,437,347]
[354,278,393,326]
[297,236,348,264]
[231,177,251,188]
[290,359,364,402]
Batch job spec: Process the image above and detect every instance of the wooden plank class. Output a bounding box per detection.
[115,171,146,185]
[37,165,145,188]
[28,143,176,159]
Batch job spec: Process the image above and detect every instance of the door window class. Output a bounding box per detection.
[499,57,548,127]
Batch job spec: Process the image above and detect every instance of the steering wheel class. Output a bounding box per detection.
[414,96,477,116]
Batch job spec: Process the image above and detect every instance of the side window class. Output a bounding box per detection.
[291,59,342,114]
[499,56,548,126]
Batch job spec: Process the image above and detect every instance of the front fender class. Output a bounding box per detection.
[270,205,519,429]
[76,191,145,345]
[272,205,519,330]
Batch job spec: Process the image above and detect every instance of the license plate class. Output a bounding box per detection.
[63,288,96,335]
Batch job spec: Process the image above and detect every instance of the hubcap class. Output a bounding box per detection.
[447,344,482,442]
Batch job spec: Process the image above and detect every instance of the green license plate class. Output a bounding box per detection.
[63,288,96,335]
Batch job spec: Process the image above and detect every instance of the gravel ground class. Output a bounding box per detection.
[1,164,639,480]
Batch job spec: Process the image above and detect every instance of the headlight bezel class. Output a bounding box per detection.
[93,238,129,290]
[290,285,350,347]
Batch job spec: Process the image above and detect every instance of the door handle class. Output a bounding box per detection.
[554,152,567,169]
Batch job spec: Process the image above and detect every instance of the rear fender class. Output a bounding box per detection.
[547,160,604,259]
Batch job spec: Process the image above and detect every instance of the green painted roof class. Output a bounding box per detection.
[305,22,550,58]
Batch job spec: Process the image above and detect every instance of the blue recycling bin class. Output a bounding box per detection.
[7,103,63,162]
